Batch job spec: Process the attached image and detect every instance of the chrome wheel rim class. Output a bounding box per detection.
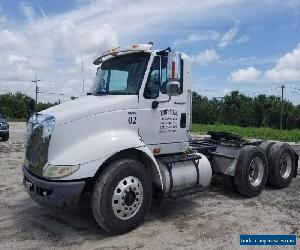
[248,157,264,187]
[280,153,292,179]
[112,176,143,220]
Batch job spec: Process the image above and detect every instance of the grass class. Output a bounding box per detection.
[192,124,300,143]
[7,118,26,122]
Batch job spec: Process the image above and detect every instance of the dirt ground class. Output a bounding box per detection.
[0,122,299,250]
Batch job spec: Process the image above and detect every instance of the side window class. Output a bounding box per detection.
[144,56,160,99]
[144,56,184,99]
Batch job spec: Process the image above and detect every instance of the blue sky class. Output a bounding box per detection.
[0,0,300,104]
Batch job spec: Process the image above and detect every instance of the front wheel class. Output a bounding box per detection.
[92,159,152,234]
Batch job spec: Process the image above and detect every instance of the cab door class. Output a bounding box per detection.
[138,55,189,154]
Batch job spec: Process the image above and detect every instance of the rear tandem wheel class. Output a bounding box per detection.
[268,142,296,189]
[232,146,268,197]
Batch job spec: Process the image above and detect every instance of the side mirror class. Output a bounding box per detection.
[167,51,181,81]
[166,81,180,96]
[28,98,35,111]
[166,51,181,97]
[151,51,182,109]
[26,98,35,123]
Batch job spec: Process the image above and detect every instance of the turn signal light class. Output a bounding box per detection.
[153,148,161,154]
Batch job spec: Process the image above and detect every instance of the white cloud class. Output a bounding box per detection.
[231,66,262,82]
[191,49,220,65]
[219,21,239,48]
[224,88,232,94]
[0,0,298,102]
[38,5,47,18]
[264,44,300,81]
[173,24,248,48]
[230,44,300,84]
[1,0,256,102]
[20,2,35,22]
[236,35,249,44]
[0,30,25,48]
[173,31,221,46]
[0,4,6,25]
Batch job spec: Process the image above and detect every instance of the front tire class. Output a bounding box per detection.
[92,159,152,234]
[233,146,268,197]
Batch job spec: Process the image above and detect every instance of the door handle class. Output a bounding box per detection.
[174,102,186,105]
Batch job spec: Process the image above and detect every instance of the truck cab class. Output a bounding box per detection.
[23,44,298,234]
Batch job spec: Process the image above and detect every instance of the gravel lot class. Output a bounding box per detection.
[0,122,299,250]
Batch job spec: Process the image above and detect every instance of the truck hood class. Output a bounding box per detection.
[41,95,138,126]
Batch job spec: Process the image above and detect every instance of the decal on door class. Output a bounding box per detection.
[159,109,178,134]
[128,111,137,125]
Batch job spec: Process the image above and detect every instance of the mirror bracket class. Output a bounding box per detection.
[151,96,171,109]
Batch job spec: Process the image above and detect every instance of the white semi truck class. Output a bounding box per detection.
[23,43,299,234]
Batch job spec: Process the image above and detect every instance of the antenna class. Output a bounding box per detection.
[81,60,85,95]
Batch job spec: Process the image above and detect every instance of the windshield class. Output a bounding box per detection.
[90,52,150,95]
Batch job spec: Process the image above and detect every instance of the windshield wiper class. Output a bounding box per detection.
[86,91,107,96]
[95,91,108,96]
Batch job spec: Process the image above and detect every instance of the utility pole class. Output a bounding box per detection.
[81,60,85,95]
[32,76,40,104]
[280,84,285,130]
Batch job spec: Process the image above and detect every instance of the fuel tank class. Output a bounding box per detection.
[157,153,212,193]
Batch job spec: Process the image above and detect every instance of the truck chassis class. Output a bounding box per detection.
[156,131,298,200]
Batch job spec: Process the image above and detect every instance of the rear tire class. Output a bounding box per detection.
[259,141,275,158]
[92,159,152,234]
[233,146,268,197]
[268,143,295,189]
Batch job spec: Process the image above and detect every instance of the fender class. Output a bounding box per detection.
[49,129,163,188]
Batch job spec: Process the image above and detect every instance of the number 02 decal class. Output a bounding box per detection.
[128,111,137,125]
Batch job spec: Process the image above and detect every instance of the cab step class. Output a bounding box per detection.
[166,185,205,199]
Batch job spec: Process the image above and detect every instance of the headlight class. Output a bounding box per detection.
[43,164,80,179]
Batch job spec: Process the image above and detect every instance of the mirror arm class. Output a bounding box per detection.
[152,96,172,109]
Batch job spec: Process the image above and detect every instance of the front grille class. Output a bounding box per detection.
[25,115,55,177]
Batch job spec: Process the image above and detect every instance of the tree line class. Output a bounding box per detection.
[0,91,299,129]
[192,91,300,129]
[0,92,56,119]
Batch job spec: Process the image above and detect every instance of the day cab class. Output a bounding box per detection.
[22,43,298,234]
[23,44,197,233]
